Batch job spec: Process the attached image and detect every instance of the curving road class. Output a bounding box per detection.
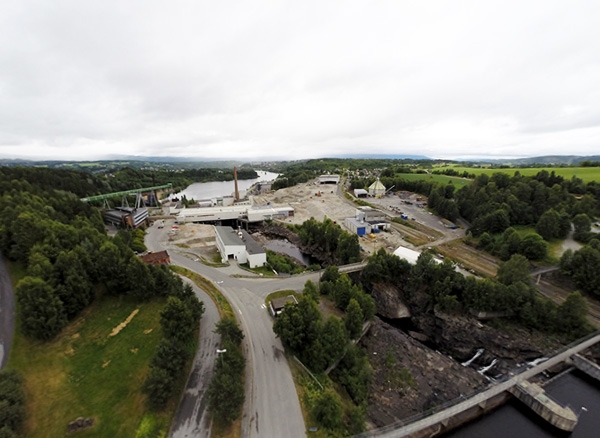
[0,254,15,370]
[147,223,311,438]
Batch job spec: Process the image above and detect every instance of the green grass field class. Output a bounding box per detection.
[393,172,472,189]
[6,263,186,438]
[435,166,600,183]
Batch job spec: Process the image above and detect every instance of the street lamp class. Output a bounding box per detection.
[216,348,227,366]
[578,406,588,418]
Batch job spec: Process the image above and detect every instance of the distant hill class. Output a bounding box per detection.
[461,155,600,166]
[338,153,431,160]
[0,158,249,172]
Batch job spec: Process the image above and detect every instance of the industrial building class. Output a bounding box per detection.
[353,188,369,198]
[269,295,298,317]
[103,207,149,229]
[215,226,267,268]
[344,206,390,236]
[318,174,340,184]
[393,246,442,265]
[368,178,386,197]
[173,204,294,226]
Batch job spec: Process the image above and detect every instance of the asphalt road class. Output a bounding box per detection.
[147,223,311,438]
[0,254,15,370]
[169,277,220,438]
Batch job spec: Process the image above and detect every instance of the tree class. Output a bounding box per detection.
[149,338,189,378]
[0,371,25,434]
[353,291,376,321]
[303,280,320,303]
[16,276,67,340]
[331,275,354,309]
[320,265,340,284]
[573,213,592,242]
[160,297,195,342]
[535,209,561,240]
[335,345,372,405]
[518,233,547,260]
[496,254,530,286]
[570,245,600,298]
[273,296,322,352]
[207,345,245,425]
[344,299,364,340]
[558,291,591,339]
[312,390,343,431]
[215,318,244,345]
[320,316,348,368]
[142,366,175,410]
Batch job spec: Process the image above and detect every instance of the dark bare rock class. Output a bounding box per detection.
[360,318,488,428]
[371,283,411,319]
[412,311,556,374]
[67,417,94,433]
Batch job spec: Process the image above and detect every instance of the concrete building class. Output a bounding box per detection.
[269,295,298,317]
[353,188,368,198]
[368,178,386,197]
[345,206,390,236]
[104,207,149,228]
[318,174,340,184]
[214,226,267,268]
[173,204,294,225]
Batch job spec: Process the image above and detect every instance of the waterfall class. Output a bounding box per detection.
[478,358,498,375]
[461,348,484,367]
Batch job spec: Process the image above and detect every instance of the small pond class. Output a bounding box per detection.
[264,239,319,267]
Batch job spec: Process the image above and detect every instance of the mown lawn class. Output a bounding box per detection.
[7,292,174,438]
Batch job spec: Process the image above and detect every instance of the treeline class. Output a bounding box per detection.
[294,218,361,265]
[143,286,204,409]
[106,166,258,194]
[0,168,204,340]
[0,165,259,202]
[0,370,25,438]
[362,249,592,340]
[457,171,599,236]
[206,318,246,426]
[273,274,375,435]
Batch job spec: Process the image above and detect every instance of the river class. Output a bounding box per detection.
[445,370,600,437]
[171,170,279,200]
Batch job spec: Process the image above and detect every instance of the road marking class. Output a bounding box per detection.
[260,304,266,309]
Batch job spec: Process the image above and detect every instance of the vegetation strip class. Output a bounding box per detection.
[170,266,234,319]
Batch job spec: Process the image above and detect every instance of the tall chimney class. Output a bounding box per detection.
[234,167,239,201]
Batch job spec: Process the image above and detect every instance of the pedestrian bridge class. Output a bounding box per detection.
[352,331,600,437]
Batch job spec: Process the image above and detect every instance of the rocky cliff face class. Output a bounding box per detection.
[361,318,488,428]
[371,283,411,319]
[412,312,550,374]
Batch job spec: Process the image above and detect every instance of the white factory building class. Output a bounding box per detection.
[173,204,294,224]
[215,226,267,268]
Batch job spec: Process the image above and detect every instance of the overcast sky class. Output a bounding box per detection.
[2,1,600,162]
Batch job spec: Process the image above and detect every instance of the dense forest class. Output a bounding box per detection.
[0,165,258,201]
[0,166,204,432]
[361,249,592,340]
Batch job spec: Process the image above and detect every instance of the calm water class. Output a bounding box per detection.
[445,371,600,437]
[172,171,279,200]
[264,239,316,266]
